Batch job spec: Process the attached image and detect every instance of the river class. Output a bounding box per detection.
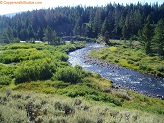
[68,43,164,98]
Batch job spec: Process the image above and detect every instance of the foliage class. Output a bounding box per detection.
[57,84,122,106]
[0,42,85,85]
[153,19,164,56]
[109,46,117,52]
[138,17,153,54]
[0,42,164,121]
[0,90,163,123]
[43,26,63,45]
[0,48,50,64]
[53,66,87,84]
[89,41,164,76]
[0,2,164,43]
[0,76,12,86]
[12,74,164,116]
[14,58,56,84]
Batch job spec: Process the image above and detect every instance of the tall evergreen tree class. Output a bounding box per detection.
[153,19,164,55]
[0,31,10,44]
[73,17,81,36]
[93,9,102,37]
[122,24,128,40]
[101,17,110,35]
[133,10,142,34]
[0,2,164,43]
[43,26,57,45]
[139,17,153,54]
[6,27,14,42]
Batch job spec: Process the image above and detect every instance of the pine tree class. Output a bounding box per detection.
[101,17,110,36]
[93,9,102,37]
[1,31,10,44]
[139,17,153,54]
[122,25,128,40]
[6,27,14,42]
[43,26,57,45]
[153,19,164,55]
[73,18,81,36]
[133,10,142,34]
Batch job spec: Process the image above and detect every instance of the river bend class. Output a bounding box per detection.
[68,43,164,98]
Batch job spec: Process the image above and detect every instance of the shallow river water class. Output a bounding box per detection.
[68,43,164,98]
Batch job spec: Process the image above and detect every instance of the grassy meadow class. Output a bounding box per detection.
[0,90,164,123]
[0,42,164,122]
[91,39,164,77]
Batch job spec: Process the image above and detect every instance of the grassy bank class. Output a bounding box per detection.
[90,40,164,77]
[0,42,164,122]
[0,90,163,123]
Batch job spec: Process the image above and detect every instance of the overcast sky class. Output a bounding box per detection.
[0,0,163,15]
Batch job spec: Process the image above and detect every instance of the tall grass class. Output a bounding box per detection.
[0,42,164,122]
[0,90,163,123]
[89,43,164,76]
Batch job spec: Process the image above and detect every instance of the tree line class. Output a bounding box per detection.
[0,2,163,54]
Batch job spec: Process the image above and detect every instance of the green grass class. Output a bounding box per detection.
[0,90,163,123]
[0,42,164,122]
[11,76,164,116]
[89,41,164,77]
[109,46,117,52]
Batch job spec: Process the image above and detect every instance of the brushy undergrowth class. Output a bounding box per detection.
[89,41,164,77]
[0,42,164,121]
[0,42,85,86]
[12,73,164,116]
[0,90,163,123]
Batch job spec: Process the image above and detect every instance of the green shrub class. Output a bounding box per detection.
[0,64,15,77]
[127,60,134,64]
[100,53,108,59]
[109,46,117,52]
[114,59,119,63]
[139,62,148,70]
[0,48,51,64]
[58,85,122,106]
[0,76,12,85]
[53,52,68,61]
[76,116,95,123]
[15,58,56,84]
[156,64,164,72]
[54,66,86,84]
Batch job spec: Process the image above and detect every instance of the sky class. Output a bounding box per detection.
[0,0,163,15]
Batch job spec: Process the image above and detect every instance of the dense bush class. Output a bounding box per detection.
[57,85,122,106]
[0,76,12,85]
[53,66,86,84]
[156,64,164,72]
[0,64,15,77]
[0,48,50,64]
[14,58,57,84]
[0,42,85,85]
[53,51,68,61]
[139,62,148,70]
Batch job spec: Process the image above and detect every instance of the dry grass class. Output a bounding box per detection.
[0,89,163,123]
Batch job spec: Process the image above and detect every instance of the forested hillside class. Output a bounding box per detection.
[0,2,164,43]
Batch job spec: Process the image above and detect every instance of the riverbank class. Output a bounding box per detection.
[89,42,164,77]
[68,43,164,98]
[0,42,164,122]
